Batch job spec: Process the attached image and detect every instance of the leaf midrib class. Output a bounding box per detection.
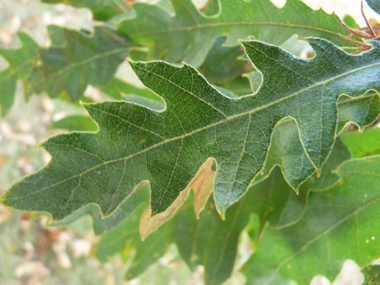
[6,57,380,204]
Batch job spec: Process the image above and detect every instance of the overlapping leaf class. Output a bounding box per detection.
[48,118,356,237]
[242,155,380,285]
[118,0,351,67]
[2,38,380,221]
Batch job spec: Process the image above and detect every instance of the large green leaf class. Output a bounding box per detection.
[119,0,351,67]
[0,32,41,117]
[242,155,380,285]
[50,123,353,237]
[33,26,131,100]
[2,38,380,220]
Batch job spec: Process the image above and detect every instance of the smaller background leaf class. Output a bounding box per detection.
[35,26,131,101]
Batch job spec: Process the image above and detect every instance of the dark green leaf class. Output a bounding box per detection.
[2,38,380,221]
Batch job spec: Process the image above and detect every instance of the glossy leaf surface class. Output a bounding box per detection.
[2,38,380,221]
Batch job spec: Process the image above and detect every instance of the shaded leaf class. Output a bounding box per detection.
[119,0,351,67]
[242,155,380,285]
[198,37,252,86]
[0,32,41,117]
[34,26,131,101]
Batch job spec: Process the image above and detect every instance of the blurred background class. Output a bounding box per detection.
[0,0,379,284]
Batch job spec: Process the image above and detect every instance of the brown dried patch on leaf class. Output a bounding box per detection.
[139,158,215,241]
